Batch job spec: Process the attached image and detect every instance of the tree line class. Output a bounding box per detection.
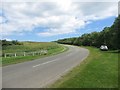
[0,40,23,46]
[57,15,120,50]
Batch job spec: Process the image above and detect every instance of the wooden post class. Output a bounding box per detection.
[39,51,41,55]
[33,52,35,56]
[4,53,6,58]
[15,53,16,57]
[24,52,26,56]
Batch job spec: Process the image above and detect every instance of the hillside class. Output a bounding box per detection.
[2,42,67,66]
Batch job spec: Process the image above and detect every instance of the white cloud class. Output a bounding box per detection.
[1,0,119,2]
[1,1,118,37]
[2,38,12,41]
[0,17,3,24]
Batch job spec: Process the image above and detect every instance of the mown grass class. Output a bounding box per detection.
[50,47,118,88]
[2,42,67,66]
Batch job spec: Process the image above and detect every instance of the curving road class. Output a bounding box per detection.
[2,45,89,88]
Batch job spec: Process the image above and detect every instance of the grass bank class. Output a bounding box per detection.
[50,47,118,88]
[2,42,67,66]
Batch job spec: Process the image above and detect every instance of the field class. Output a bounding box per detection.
[2,42,67,66]
[50,47,118,88]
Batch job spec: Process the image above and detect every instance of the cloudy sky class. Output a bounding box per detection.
[0,1,118,42]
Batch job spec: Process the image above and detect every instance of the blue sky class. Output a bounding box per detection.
[0,1,118,42]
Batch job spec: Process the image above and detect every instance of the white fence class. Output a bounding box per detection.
[3,50,48,58]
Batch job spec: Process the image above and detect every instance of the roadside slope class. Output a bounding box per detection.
[50,47,118,88]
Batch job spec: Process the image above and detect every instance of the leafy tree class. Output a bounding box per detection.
[2,40,23,46]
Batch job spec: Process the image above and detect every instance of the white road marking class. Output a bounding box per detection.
[40,53,90,87]
[33,52,74,68]
[33,59,59,68]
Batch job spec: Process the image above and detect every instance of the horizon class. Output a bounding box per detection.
[1,1,118,42]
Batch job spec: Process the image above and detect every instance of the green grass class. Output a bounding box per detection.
[50,46,118,88]
[2,42,67,66]
[2,42,61,53]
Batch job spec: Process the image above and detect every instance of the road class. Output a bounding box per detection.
[2,45,89,88]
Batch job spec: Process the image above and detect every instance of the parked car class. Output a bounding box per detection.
[100,45,108,51]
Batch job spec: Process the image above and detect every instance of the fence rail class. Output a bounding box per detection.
[3,50,48,58]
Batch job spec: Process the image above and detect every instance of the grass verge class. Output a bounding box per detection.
[2,43,68,66]
[50,46,118,88]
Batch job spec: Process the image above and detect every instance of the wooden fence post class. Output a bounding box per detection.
[24,52,26,56]
[33,52,35,56]
[4,53,6,58]
[3,50,47,58]
[15,53,17,57]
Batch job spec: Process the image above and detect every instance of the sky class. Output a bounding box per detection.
[0,1,118,42]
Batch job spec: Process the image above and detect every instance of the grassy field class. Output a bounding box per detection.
[50,46,118,88]
[2,42,67,66]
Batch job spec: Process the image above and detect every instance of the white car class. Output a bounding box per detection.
[100,45,108,51]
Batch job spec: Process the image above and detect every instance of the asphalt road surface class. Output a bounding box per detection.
[2,45,89,88]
